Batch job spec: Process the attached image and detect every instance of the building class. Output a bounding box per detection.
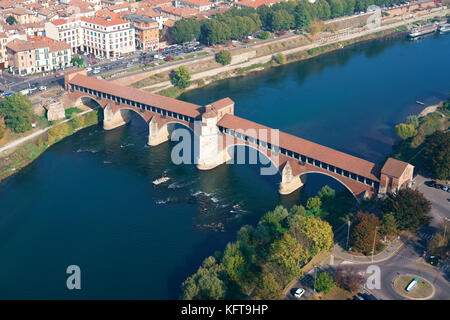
[3,7,39,24]
[79,16,135,58]
[176,0,214,12]
[379,158,414,194]
[6,36,71,75]
[0,32,27,68]
[123,14,159,51]
[45,19,84,54]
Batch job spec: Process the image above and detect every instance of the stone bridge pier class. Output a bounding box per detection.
[279,161,305,195]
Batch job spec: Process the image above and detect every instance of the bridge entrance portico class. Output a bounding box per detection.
[65,69,414,199]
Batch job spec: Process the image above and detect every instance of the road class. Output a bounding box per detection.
[286,232,450,300]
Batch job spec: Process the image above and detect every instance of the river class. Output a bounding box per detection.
[0,33,448,299]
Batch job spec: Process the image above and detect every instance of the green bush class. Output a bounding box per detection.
[215,50,232,66]
[273,53,286,65]
[259,31,270,39]
[316,272,335,294]
[170,65,191,89]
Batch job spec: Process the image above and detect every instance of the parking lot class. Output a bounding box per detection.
[414,174,450,227]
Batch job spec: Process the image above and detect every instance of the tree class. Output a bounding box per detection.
[0,93,32,133]
[382,188,431,231]
[170,65,191,89]
[421,131,449,180]
[273,53,286,65]
[201,19,231,45]
[6,15,16,25]
[427,232,448,257]
[380,212,399,238]
[318,185,335,199]
[269,233,309,277]
[334,266,364,293]
[259,31,270,39]
[180,256,227,300]
[309,19,326,34]
[254,272,283,300]
[222,241,250,283]
[350,212,382,255]
[215,50,232,66]
[406,115,419,128]
[395,123,417,140]
[289,216,333,256]
[328,0,345,18]
[0,116,5,140]
[270,10,295,31]
[171,18,201,43]
[71,56,84,67]
[316,272,335,293]
[294,9,311,29]
[306,196,322,216]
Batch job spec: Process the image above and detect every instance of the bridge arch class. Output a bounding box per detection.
[74,96,103,110]
[159,120,196,136]
[223,143,281,177]
[295,171,360,201]
[115,107,150,125]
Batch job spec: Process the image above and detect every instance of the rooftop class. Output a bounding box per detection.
[217,114,380,181]
[69,74,203,118]
[381,158,411,178]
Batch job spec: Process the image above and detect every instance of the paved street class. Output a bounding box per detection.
[286,234,450,300]
[414,174,450,227]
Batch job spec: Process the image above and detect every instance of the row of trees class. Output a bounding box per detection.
[171,0,407,45]
[181,186,335,300]
[349,188,432,254]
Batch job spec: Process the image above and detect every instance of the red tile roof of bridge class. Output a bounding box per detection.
[69,74,203,118]
[218,114,380,182]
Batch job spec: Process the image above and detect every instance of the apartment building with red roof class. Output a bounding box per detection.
[6,36,71,75]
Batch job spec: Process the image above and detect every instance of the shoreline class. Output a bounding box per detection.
[0,10,448,182]
[160,28,409,99]
[0,110,100,182]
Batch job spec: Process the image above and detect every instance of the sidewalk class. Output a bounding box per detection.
[331,234,411,264]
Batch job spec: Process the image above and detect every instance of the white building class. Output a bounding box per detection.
[45,16,136,58]
[80,16,135,58]
[45,19,84,54]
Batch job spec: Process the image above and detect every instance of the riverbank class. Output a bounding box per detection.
[0,109,100,182]
[117,7,449,98]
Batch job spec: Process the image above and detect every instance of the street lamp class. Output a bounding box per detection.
[371,226,378,263]
[346,220,351,251]
[313,265,317,292]
[443,217,449,239]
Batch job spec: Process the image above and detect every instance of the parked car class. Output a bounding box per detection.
[91,61,98,65]
[94,66,101,70]
[93,69,100,74]
[442,185,449,192]
[55,73,63,78]
[111,57,117,62]
[39,86,47,91]
[117,56,124,60]
[164,55,172,62]
[294,288,305,298]
[86,67,92,72]
[424,180,437,188]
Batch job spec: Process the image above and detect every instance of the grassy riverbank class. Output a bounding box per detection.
[388,99,450,168]
[0,110,101,182]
